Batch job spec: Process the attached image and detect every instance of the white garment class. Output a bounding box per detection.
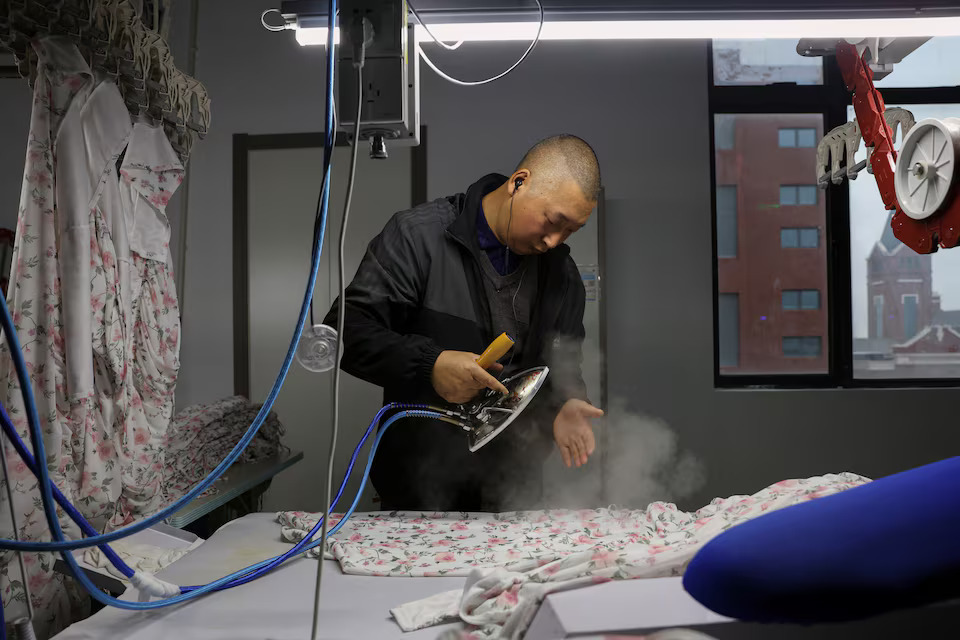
[81,541,193,581]
[391,587,463,632]
[379,472,871,640]
[119,121,183,264]
[57,65,132,400]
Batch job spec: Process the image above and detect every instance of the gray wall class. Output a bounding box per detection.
[175,0,329,409]
[1,0,958,511]
[0,80,31,232]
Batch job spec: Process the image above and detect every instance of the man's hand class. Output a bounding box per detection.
[553,399,604,468]
[431,350,509,404]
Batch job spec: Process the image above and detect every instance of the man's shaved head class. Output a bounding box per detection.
[516,134,601,202]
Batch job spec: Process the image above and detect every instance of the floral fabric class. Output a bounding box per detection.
[0,37,182,639]
[278,472,869,639]
[161,396,288,503]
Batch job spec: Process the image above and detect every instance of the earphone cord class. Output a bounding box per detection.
[505,186,524,372]
[505,262,526,372]
[504,190,515,272]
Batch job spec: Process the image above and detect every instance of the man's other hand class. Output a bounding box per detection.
[431,350,509,404]
[553,399,603,468]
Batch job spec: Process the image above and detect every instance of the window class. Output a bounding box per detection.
[718,294,739,367]
[782,290,800,310]
[873,37,960,88]
[715,114,736,150]
[781,227,819,249]
[713,112,828,377]
[849,103,960,380]
[874,295,884,339]
[713,38,960,388]
[779,185,797,206]
[780,228,799,248]
[716,186,738,258]
[801,289,820,310]
[799,228,819,248]
[778,128,817,148]
[780,185,818,206]
[903,294,919,340]
[713,39,823,86]
[782,289,820,310]
[783,336,822,357]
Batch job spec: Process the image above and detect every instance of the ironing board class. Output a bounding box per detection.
[52,513,466,639]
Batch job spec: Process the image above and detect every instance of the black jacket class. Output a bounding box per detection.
[325,174,588,510]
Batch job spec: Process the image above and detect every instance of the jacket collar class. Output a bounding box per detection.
[447,173,505,250]
[446,173,571,262]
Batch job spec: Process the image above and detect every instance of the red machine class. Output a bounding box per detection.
[833,40,960,253]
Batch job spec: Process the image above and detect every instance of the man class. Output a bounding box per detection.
[325,134,604,512]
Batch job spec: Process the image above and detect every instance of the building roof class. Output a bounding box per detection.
[879,212,902,253]
[894,324,960,353]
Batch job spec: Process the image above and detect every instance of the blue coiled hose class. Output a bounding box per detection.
[0,399,432,590]
[1,392,441,609]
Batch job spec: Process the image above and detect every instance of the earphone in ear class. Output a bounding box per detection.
[514,178,523,191]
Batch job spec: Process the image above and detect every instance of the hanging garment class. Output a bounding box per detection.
[0,36,182,639]
[107,118,183,529]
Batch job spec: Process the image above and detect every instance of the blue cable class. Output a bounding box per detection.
[0,395,425,589]
[0,403,134,578]
[0,1,339,556]
[1,388,435,591]
[1,253,444,603]
[0,278,445,611]
[19,409,439,610]
[181,402,430,592]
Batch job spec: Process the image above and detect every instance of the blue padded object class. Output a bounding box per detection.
[683,457,960,624]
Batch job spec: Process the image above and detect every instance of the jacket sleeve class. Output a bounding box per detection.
[323,213,444,391]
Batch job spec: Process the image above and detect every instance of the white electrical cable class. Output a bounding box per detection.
[407,0,462,50]
[261,8,286,32]
[310,59,364,640]
[413,0,544,86]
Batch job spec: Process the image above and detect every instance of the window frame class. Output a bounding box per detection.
[709,41,960,389]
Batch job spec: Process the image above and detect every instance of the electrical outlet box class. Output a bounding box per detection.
[337,0,420,150]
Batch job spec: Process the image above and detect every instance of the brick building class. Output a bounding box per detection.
[716,114,828,374]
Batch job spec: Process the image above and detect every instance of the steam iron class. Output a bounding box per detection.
[458,366,550,452]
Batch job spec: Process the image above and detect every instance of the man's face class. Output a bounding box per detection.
[507,180,595,255]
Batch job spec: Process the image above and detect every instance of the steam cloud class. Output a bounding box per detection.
[540,335,706,510]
